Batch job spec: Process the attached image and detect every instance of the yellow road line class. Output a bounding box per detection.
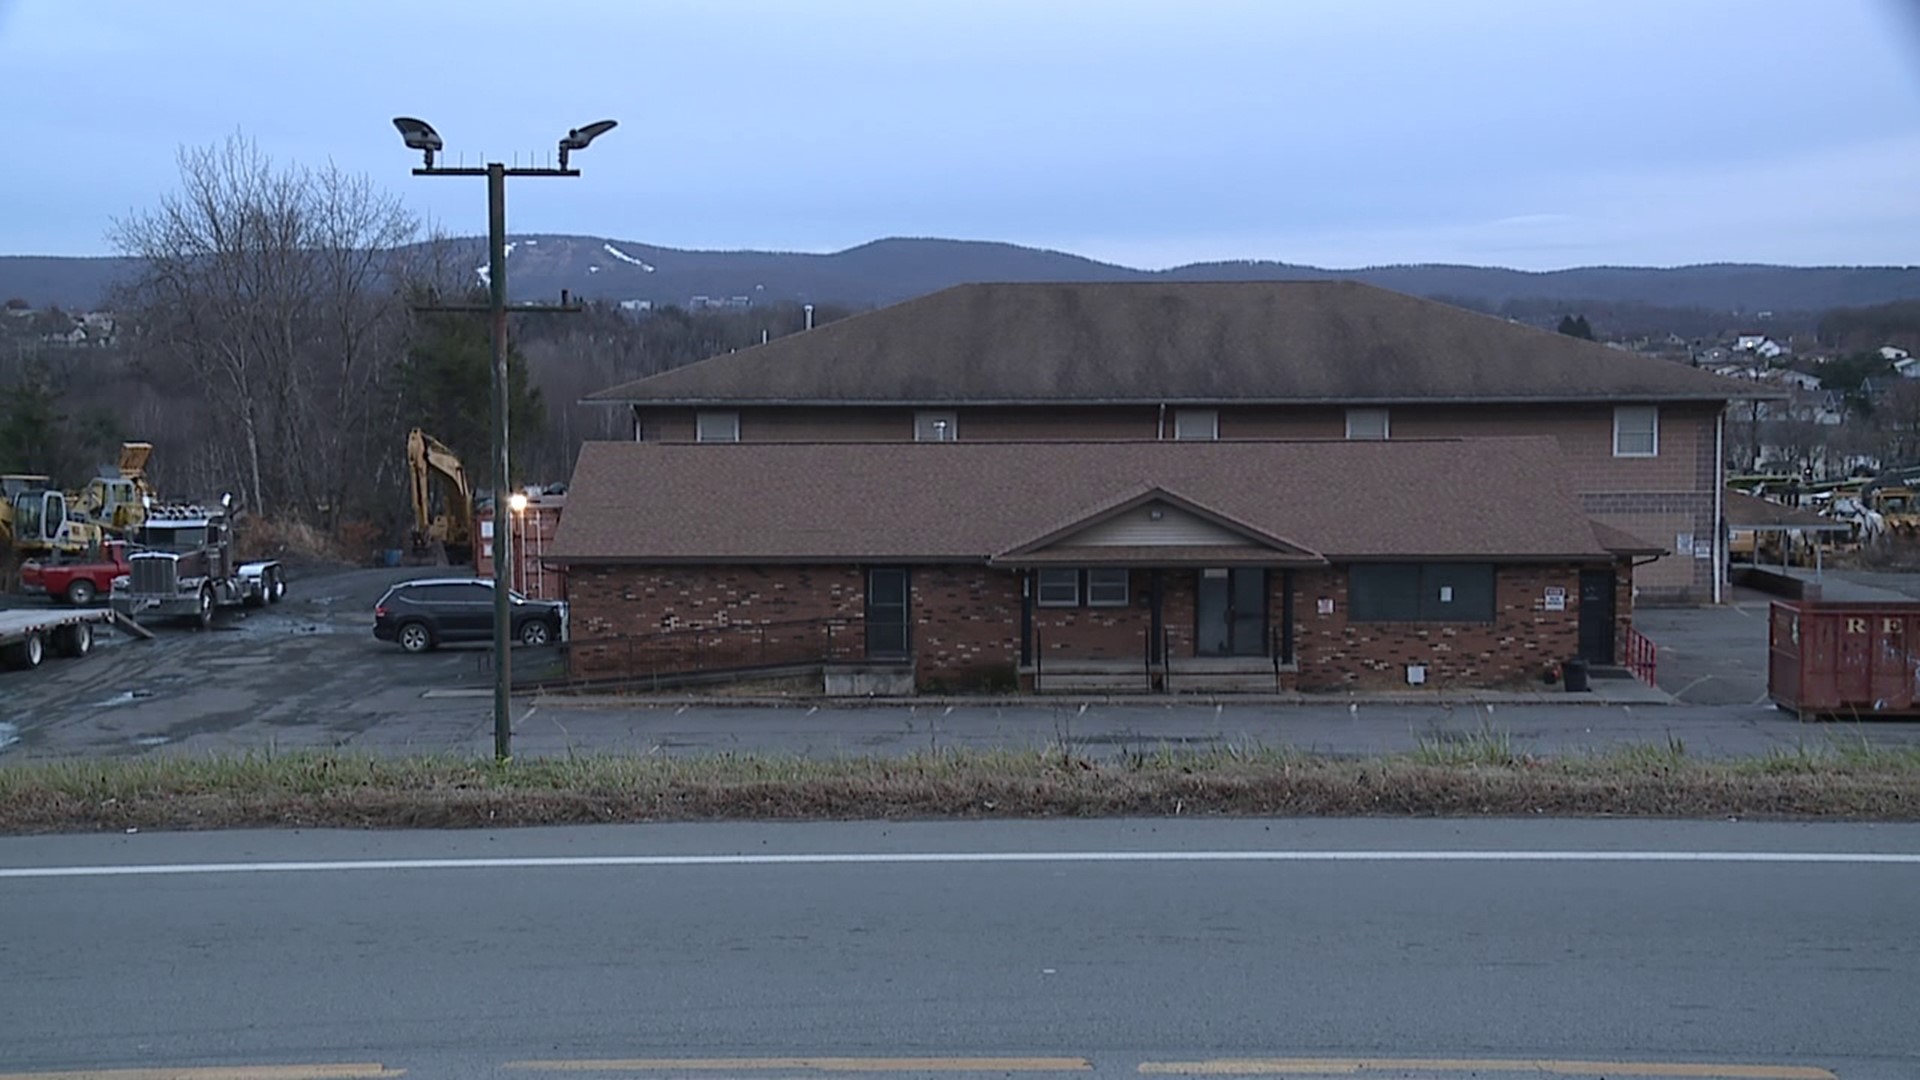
[0,1066,404,1080]
[1138,1059,1835,1079]
[506,1053,1098,1060]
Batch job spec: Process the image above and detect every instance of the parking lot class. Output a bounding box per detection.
[4,565,1920,761]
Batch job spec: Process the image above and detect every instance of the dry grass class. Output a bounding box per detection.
[2,741,1918,833]
[235,516,356,563]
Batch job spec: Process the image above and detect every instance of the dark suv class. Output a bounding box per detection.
[373,578,567,653]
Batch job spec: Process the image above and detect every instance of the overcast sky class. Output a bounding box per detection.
[3,0,1918,269]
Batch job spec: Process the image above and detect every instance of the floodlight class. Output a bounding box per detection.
[392,117,444,167]
[558,119,617,168]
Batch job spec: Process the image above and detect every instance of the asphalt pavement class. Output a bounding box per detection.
[6,567,1920,762]
[2,820,1916,1079]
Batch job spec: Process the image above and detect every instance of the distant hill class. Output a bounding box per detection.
[5,235,1919,320]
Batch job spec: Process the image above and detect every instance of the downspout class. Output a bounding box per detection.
[1157,402,1167,440]
[1714,408,1725,604]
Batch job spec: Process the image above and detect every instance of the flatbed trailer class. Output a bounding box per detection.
[0,606,151,671]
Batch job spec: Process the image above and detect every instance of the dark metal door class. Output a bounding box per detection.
[1578,570,1615,664]
[866,568,910,658]
[1197,569,1267,656]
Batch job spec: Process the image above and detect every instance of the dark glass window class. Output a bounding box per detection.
[1349,564,1494,622]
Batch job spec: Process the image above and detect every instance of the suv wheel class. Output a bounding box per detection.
[518,619,553,647]
[398,621,435,653]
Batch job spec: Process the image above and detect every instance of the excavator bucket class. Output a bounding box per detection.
[117,442,153,477]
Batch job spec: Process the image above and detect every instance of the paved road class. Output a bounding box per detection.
[3,820,1918,1079]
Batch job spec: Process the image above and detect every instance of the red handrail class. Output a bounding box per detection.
[1624,625,1658,686]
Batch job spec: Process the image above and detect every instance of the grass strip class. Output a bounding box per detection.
[2,739,1918,833]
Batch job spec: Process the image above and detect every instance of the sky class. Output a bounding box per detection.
[2,0,1919,270]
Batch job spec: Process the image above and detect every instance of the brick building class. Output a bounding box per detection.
[550,439,1661,693]
[589,281,1772,603]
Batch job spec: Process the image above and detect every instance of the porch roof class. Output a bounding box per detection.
[554,437,1617,565]
[994,544,1322,568]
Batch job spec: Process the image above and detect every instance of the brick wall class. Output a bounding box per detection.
[1289,564,1583,690]
[565,564,866,680]
[910,566,1021,687]
[570,560,1612,691]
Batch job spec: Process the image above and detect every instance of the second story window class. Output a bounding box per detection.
[1172,408,1218,440]
[1345,408,1390,440]
[1613,406,1658,457]
[914,411,958,441]
[696,411,740,443]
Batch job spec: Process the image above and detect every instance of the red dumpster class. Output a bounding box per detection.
[1769,600,1920,719]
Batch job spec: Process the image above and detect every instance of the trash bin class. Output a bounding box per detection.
[1563,658,1590,693]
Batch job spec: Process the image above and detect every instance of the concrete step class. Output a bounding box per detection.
[1036,673,1153,693]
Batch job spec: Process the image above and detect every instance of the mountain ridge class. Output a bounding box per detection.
[4,234,1919,316]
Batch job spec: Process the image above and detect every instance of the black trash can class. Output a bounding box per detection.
[1562,658,1590,693]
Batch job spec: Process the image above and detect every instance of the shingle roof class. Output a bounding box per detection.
[1725,490,1851,531]
[551,437,1614,564]
[587,281,1777,405]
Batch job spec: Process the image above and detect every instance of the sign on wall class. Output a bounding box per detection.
[1544,586,1567,612]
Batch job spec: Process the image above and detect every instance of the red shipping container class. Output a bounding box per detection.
[1769,600,1920,718]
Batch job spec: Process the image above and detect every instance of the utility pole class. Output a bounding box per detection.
[392,117,616,760]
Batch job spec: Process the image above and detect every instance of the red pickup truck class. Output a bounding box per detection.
[20,540,132,606]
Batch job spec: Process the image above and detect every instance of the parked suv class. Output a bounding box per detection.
[373,578,566,653]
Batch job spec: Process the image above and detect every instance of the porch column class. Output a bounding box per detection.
[1019,569,1033,667]
[1280,569,1295,664]
[1149,568,1164,664]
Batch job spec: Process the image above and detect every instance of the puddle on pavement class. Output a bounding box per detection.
[95,689,156,708]
[0,723,18,753]
[131,734,171,747]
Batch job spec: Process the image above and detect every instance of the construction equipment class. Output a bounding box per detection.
[1,474,103,558]
[1866,486,1920,537]
[67,442,155,537]
[2,443,155,563]
[407,428,475,565]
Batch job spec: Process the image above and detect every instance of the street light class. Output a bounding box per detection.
[393,116,613,761]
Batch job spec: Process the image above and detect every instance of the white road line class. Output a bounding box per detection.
[3,849,1918,880]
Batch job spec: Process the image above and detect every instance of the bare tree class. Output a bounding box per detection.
[109,135,416,522]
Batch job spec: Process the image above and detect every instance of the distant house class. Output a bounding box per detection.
[1735,333,1769,352]
[1894,356,1920,379]
[1881,345,1912,363]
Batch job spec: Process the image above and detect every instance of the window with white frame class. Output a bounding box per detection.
[914,411,958,441]
[1172,408,1218,440]
[1086,568,1130,607]
[696,410,740,443]
[1345,408,1390,440]
[1036,569,1081,607]
[1613,406,1658,457]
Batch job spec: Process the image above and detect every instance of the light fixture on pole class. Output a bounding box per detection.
[393,116,612,761]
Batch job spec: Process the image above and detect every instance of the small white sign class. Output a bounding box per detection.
[1439,586,1454,603]
[1675,532,1695,555]
[1694,545,1713,560]
[1317,597,1334,615]
[1545,594,1566,611]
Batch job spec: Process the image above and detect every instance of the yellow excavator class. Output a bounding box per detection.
[406,428,475,565]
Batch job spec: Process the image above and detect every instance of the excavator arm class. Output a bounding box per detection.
[406,429,475,559]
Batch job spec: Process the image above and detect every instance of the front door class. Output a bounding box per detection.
[1196,568,1267,656]
[866,568,910,658]
[1578,569,1616,664]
